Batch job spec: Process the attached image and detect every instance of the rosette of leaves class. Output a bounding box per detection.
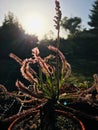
[9,45,71,103]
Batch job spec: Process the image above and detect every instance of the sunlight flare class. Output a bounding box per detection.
[22,13,46,37]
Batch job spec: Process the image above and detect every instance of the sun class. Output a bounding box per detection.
[23,13,46,38]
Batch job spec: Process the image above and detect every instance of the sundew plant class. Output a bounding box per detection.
[9,0,71,103]
[0,1,71,122]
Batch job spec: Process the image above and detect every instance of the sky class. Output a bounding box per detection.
[0,0,95,39]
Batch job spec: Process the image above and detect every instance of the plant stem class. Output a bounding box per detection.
[56,16,60,100]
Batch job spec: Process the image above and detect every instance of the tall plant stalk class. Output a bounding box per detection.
[54,0,62,100]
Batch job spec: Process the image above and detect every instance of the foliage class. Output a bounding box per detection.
[61,16,82,38]
[88,0,98,34]
[0,12,38,59]
[9,45,71,100]
[2,12,24,34]
[66,73,93,89]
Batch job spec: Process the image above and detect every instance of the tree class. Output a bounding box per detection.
[88,0,98,34]
[1,12,24,38]
[61,16,82,38]
[0,12,38,59]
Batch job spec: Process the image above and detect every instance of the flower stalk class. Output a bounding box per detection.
[54,0,62,99]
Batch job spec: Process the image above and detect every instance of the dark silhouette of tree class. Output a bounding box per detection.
[0,12,38,59]
[88,0,98,34]
[61,16,82,38]
[0,12,24,58]
[1,12,24,39]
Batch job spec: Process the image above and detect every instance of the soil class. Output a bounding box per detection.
[7,110,82,130]
[0,101,98,130]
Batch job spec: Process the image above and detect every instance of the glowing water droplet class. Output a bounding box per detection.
[63,101,67,106]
